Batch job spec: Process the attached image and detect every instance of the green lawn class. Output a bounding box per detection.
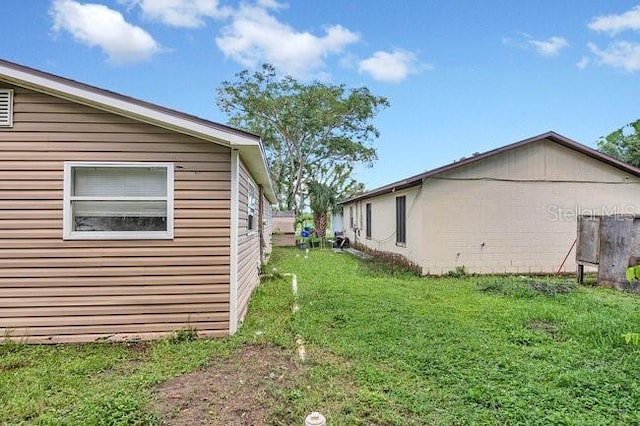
[2,248,640,425]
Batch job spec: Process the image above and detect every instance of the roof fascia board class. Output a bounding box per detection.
[238,145,277,204]
[0,63,258,147]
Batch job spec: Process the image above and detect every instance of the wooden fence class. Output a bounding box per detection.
[577,214,640,292]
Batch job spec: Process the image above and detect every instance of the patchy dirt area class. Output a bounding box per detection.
[149,344,300,425]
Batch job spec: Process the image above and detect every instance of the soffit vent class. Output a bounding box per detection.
[0,89,13,127]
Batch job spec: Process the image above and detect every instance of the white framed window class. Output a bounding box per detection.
[247,181,257,233]
[63,162,174,240]
[0,89,13,127]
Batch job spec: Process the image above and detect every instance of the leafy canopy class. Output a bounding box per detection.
[597,119,640,167]
[216,64,389,212]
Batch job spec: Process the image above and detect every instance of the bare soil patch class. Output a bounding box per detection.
[149,344,299,425]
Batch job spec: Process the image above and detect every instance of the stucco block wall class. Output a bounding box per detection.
[342,138,640,276]
[420,140,640,274]
[0,84,233,342]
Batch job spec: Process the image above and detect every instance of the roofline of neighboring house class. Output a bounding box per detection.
[0,58,277,203]
[339,131,640,204]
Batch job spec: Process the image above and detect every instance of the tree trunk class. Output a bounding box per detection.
[315,211,328,241]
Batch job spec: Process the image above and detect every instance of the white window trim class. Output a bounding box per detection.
[247,181,257,235]
[229,150,240,334]
[0,89,14,128]
[63,162,174,240]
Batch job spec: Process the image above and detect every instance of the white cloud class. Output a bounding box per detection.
[503,33,569,57]
[358,49,427,83]
[51,0,159,64]
[589,6,640,35]
[122,0,230,28]
[528,36,569,57]
[576,56,590,69]
[215,2,360,78]
[588,41,640,72]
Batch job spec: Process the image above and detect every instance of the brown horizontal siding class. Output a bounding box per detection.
[1,228,229,239]
[0,84,233,342]
[9,122,174,133]
[13,111,140,124]
[13,92,80,104]
[1,284,228,297]
[2,312,228,328]
[1,151,227,161]
[0,255,229,268]
[0,237,230,249]
[0,171,60,180]
[6,323,229,341]
[174,199,231,209]
[236,161,261,324]
[6,322,229,338]
[237,245,258,321]
[0,131,234,147]
[0,246,227,258]
[0,160,229,172]
[0,141,232,154]
[0,180,61,189]
[0,265,230,278]
[15,331,228,344]
[1,294,229,309]
[3,306,230,323]
[0,275,228,287]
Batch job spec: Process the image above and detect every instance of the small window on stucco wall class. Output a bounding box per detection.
[365,203,372,239]
[396,196,406,245]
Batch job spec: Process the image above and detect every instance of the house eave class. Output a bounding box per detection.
[0,58,277,204]
[0,64,257,147]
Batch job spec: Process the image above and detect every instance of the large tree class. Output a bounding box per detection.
[597,119,640,167]
[216,64,389,212]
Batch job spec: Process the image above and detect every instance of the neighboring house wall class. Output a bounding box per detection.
[0,85,232,342]
[343,186,423,266]
[342,137,640,276]
[420,140,640,274]
[236,160,261,324]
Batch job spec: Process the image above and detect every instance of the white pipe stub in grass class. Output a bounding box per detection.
[296,335,306,361]
[284,273,300,313]
[304,411,326,426]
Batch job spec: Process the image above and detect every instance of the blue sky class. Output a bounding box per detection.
[3,1,640,189]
